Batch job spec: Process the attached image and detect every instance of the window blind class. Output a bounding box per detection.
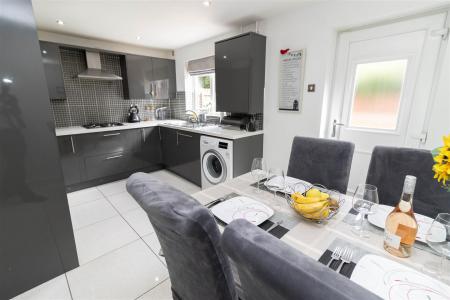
[187,56,215,75]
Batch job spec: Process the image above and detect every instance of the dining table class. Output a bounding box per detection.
[190,172,449,299]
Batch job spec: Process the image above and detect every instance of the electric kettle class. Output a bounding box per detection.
[127,104,141,123]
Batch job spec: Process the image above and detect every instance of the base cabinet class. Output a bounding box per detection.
[57,136,81,186]
[57,127,163,191]
[161,127,201,186]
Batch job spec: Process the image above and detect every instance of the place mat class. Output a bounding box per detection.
[208,192,290,239]
[318,237,369,278]
[250,178,275,194]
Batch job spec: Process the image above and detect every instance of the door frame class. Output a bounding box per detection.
[323,7,450,143]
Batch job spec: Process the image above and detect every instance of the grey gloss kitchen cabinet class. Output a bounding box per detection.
[57,136,81,186]
[76,129,142,181]
[124,54,153,99]
[124,55,176,100]
[152,57,176,99]
[39,41,66,100]
[161,127,201,186]
[140,127,162,167]
[215,32,266,114]
[57,128,163,191]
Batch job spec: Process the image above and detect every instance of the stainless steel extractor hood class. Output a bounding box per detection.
[77,51,122,81]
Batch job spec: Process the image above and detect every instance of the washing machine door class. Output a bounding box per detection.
[202,150,227,185]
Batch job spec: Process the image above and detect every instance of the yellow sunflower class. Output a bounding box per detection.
[433,134,450,188]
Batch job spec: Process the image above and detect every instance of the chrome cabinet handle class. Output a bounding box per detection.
[177,132,192,138]
[105,154,123,160]
[158,127,162,141]
[103,133,121,137]
[176,131,192,146]
[70,136,75,154]
[141,128,146,143]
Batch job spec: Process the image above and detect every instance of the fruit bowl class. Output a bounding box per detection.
[285,184,345,223]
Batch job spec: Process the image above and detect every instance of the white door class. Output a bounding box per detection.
[328,12,448,192]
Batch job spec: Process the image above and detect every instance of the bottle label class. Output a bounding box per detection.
[384,231,401,249]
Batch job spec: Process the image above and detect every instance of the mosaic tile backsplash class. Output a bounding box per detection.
[50,47,185,128]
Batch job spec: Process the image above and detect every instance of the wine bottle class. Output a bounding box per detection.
[383,175,418,258]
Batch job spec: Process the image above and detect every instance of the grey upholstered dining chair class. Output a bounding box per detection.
[366,146,450,218]
[126,172,238,300]
[221,219,381,300]
[287,136,355,194]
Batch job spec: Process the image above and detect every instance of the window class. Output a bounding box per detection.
[349,59,407,130]
[186,73,216,113]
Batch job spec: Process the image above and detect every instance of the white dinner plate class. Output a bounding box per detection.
[367,204,445,243]
[211,196,274,226]
[351,254,450,300]
[264,176,311,194]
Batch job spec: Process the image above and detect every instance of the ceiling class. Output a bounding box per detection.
[32,0,307,50]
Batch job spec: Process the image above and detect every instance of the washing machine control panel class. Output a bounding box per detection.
[218,142,228,149]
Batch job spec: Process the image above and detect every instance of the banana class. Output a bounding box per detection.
[292,194,325,204]
[302,208,330,220]
[294,201,329,214]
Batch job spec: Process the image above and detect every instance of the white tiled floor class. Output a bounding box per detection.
[13,170,201,300]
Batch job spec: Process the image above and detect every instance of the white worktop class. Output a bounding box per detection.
[54,120,263,140]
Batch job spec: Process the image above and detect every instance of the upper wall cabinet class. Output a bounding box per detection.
[215,32,266,114]
[39,41,66,100]
[124,55,176,100]
[152,57,176,100]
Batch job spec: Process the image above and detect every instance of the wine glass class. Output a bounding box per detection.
[351,184,379,238]
[425,213,450,282]
[251,158,267,193]
[266,168,286,207]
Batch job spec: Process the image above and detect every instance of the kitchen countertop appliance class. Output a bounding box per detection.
[128,104,141,123]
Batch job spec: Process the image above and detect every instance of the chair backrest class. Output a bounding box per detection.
[366,146,450,218]
[221,219,381,300]
[126,173,237,300]
[287,136,355,194]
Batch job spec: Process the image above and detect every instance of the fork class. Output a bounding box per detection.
[336,248,353,274]
[326,246,342,267]
[265,220,283,232]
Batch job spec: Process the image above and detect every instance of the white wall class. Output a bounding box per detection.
[174,1,450,171]
[259,1,449,171]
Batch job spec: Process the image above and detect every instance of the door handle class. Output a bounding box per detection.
[410,132,428,144]
[70,136,75,154]
[105,154,123,160]
[103,133,121,137]
[331,120,345,138]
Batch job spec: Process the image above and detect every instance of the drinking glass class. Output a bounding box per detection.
[266,168,286,207]
[425,213,450,282]
[351,184,379,238]
[251,158,267,193]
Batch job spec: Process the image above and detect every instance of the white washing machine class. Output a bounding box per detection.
[200,135,233,189]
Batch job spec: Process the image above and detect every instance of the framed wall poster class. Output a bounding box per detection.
[278,49,306,111]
